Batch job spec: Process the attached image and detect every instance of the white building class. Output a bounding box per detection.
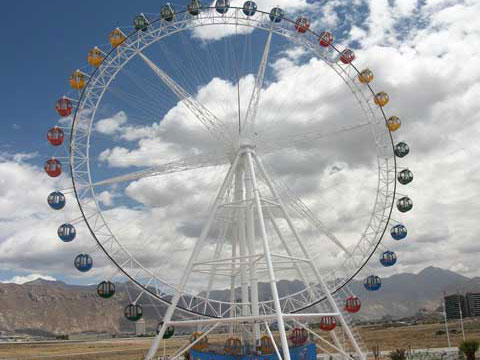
[136,318,146,336]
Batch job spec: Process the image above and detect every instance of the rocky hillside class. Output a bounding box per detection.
[0,267,479,335]
[0,280,162,336]
[348,266,480,319]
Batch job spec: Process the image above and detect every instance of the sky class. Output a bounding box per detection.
[0,0,480,294]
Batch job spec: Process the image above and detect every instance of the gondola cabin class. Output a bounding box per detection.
[295,17,310,33]
[269,7,284,23]
[398,169,414,185]
[364,275,381,291]
[55,97,73,117]
[125,303,143,321]
[319,316,337,331]
[374,91,389,107]
[345,296,361,313]
[260,335,275,354]
[161,3,175,22]
[87,47,105,67]
[134,14,149,31]
[48,191,66,210]
[394,142,410,158]
[358,69,374,84]
[387,116,401,131]
[224,338,242,355]
[319,31,333,47]
[397,196,413,213]
[156,322,175,339]
[380,251,397,267]
[97,281,116,298]
[188,0,202,16]
[289,327,308,346]
[74,254,93,272]
[47,127,64,146]
[58,223,76,242]
[339,49,355,64]
[215,0,230,14]
[44,158,62,177]
[243,1,257,16]
[390,224,407,240]
[69,70,86,90]
[191,332,208,350]
[109,28,126,48]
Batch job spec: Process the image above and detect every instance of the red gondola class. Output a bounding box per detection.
[47,127,64,146]
[295,17,310,33]
[345,296,361,313]
[319,316,337,331]
[289,327,308,346]
[44,158,62,177]
[55,97,73,117]
[319,31,333,47]
[339,49,355,64]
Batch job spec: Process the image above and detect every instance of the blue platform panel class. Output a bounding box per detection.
[190,343,317,360]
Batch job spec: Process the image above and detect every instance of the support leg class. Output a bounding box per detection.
[253,154,365,360]
[145,153,242,360]
[244,151,291,360]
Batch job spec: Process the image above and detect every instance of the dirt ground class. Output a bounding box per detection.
[1,319,479,360]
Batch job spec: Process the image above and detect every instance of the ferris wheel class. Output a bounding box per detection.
[46,1,413,360]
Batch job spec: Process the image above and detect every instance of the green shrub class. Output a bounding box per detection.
[459,340,479,360]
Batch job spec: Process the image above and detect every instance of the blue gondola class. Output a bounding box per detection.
[364,275,381,291]
[395,142,410,158]
[380,251,397,267]
[58,223,76,242]
[125,304,143,321]
[188,0,202,16]
[243,1,257,16]
[269,7,284,22]
[391,224,407,240]
[397,196,413,213]
[215,0,230,14]
[160,3,175,21]
[48,191,66,210]
[74,254,93,272]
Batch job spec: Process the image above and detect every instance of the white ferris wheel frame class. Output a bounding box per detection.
[68,6,397,319]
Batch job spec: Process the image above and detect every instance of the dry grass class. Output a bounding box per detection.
[1,319,479,360]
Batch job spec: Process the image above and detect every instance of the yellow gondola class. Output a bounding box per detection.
[69,70,86,90]
[374,91,389,107]
[109,28,126,48]
[87,47,105,67]
[358,69,374,84]
[191,332,208,351]
[224,338,242,355]
[260,335,275,354]
[387,116,401,131]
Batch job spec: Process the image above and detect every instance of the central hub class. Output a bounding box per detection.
[238,136,255,151]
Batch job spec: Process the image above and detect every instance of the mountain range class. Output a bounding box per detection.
[0,266,479,336]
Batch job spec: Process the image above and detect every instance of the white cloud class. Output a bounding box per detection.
[3,0,480,302]
[95,111,127,135]
[2,274,56,285]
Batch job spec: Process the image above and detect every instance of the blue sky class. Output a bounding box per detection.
[0,0,199,156]
[1,0,480,288]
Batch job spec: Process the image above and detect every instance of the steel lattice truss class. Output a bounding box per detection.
[67,7,397,320]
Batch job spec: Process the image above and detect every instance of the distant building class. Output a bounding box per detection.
[444,294,468,319]
[136,318,146,336]
[466,292,480,317]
